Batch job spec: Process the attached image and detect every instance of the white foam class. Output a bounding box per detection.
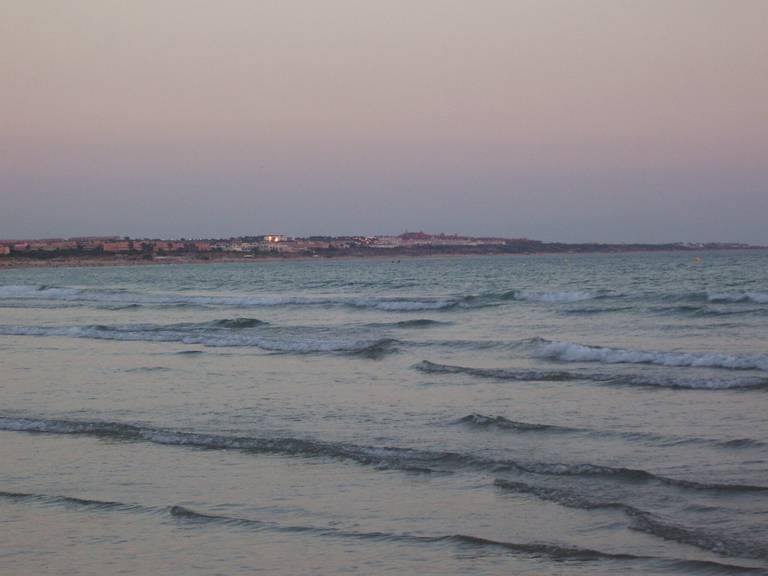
[516,291,597,303]
[621,374,768,390]
[350,298,457,311]
[536,340,768,372]
[707,291,768,304]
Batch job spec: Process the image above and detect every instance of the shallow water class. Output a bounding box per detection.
[1,251,767,575]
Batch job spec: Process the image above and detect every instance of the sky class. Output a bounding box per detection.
[1,0,767,243]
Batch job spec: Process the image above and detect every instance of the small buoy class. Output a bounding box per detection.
[693,256,702,264]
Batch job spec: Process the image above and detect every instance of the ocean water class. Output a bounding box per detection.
[1,251,766,575]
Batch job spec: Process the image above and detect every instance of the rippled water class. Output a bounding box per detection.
[1,251,766,575]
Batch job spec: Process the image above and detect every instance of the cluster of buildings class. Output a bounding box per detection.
[0,236,203,256]
[373,232,511,248]
[0,235,240,256]
[0,232,533,257]
[3,234,752,259]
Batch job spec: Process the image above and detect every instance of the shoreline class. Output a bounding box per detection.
[1,246,766,271]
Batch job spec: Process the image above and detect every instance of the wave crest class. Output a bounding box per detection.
[707,291,768,304]
[3,487,767,569]
[211,318,267,328]
[508,290,603,303]
[2,416,765,494]
[0,323,398,356]
[457,414,569,432]
[415,359,768,389]
[535,340,768,373]
[0,491,644,562]
[414,360,578,381]
[495,480,768,560]
[0,284,469,312]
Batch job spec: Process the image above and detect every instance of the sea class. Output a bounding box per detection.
[1,251,766,575]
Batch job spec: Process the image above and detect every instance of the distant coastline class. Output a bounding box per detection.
[1,236,765,270]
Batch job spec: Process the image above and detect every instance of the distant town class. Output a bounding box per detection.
[0,232,763,267]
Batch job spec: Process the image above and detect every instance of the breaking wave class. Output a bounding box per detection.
[456,414,572,432]
[3,284,768,314]
[0,285,318,307]
[0,490,764,572]
[368,319,449,328]
[561,305,635,315]
[0,491,655,565]
[414,360,581,381]
[503,290,606,303]
[706,291,768,304]
[210,317,268,328]
[454,414,764,449]
[415,359,768,389]
[607,373,768,390]
[651,305,768,318]
[2,416,766,494]
[0,490,144,512]
[0,323,398,356]
[168,503,643,560]
[534,340,768,373]
[353,338,399,359]
[0,284,473,312]
[348,298,460,311]
[0,488,765,573]
[494,480,768,561]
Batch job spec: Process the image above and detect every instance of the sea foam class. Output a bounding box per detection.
[707,291,768,304]
[512,290,601,303]
[535,340,768,372]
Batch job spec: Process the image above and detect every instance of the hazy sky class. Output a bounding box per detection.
[2,1,767,242]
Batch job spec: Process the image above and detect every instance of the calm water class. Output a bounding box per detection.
[1,251,766,575]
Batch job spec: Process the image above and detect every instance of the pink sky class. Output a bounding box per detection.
[2,1,767,242]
